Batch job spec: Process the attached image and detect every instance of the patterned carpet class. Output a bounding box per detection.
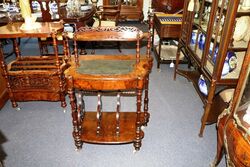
[119,21,149,32]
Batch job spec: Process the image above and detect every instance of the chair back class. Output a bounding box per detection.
[95,0,122,26]
[29,0,61,22]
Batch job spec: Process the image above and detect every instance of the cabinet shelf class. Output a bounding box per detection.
[80,112,145,144]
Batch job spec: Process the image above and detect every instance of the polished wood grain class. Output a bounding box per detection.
[0,22,63,38]
[65,26,153,151]
[0,22,69,110]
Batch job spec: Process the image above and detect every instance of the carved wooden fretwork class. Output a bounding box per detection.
[8,75,58,90]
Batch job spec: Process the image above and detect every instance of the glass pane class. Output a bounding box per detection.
[121,0,137,6]
[239,73,250,108]
[204,0,229,76]
[188,0,205,62]
[235,66,250,130]
[109,0,117,5]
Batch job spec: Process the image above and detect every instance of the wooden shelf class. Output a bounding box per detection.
[81,112,145,144]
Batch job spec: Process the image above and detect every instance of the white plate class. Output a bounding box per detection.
[81,5,92,11]
[0,13,6,18]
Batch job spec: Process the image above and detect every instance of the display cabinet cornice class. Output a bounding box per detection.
[103,0,144,21]
[174,0,250,136]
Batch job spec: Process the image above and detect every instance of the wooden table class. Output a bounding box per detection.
[0,4,96,28]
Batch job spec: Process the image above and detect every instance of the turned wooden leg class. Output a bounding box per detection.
[96,92,102,135]
[212,115,227,166]
[199,80,216,137]
[134,89,142,151]
[0,41,18,109]
[68,76,83,150]
[213,134,224,166]
[143,75,150,126]
[116,93,121,136]
[174,45,181,80]
[60,75,67,110]
[77,91,85,123]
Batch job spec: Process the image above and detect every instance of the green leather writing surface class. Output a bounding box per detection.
[77,59,135,75]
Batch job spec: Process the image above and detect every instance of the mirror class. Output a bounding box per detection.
[108,0,137,6]
[234,58,250,131]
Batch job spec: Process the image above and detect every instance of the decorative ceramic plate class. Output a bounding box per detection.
[81,5,92,11]
[198,75,208,96]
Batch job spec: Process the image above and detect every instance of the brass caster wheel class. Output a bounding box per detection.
[209,161,216,167]
[15,107,21,111]
[63,109,66,113]
[157,68,161,72]
[133,149,138,154]
[75,148,81,152]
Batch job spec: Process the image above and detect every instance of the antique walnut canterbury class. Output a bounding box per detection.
[0,22,69,110]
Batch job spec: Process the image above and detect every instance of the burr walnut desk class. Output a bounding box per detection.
[65,26,153,151]
[0,22,69,110]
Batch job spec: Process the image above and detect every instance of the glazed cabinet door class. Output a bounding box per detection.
[187,0,249,81]
[175,0,250,136]
[103,0,143,21]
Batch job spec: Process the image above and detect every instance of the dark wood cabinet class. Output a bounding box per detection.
[174,0,250,136]
[151,0,184,13]
[103,0,143,21]
[0,68,8,109]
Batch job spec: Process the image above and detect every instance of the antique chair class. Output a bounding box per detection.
[92,0,121,27]
[91,0,122,53]
[65,26,153,151]
[29,0,71,55]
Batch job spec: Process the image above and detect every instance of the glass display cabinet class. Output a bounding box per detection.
[213,42,250,167]
[174,0,250,136]
[103,0,143,21]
